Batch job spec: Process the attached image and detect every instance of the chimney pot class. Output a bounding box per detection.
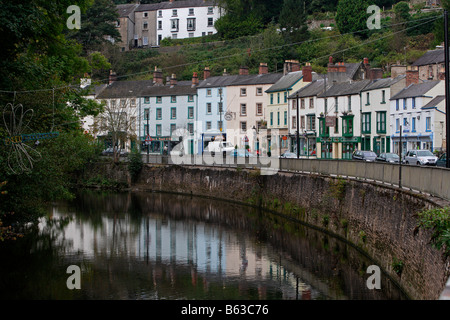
[204,67,211,79]
[259,62,268,75]
[170,73,177,86]
[192,72,199,86]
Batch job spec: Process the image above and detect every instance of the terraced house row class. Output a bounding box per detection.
[82,49,447,159]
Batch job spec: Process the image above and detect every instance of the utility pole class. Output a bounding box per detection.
[399,125,402,188]
[444,10,450,168]
[296,94,300,158]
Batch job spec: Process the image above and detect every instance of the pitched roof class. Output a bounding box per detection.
[421,95,445,110]
[412,49,444,66]
[390,80,440,100]
[117,3,139,17]
[265,71,303,93]
[231,73,283,86]
[318,79,372,98]
[136,0,217,12]
[361,75,405,91]
[288,79,329,99]
[197,75,243,89]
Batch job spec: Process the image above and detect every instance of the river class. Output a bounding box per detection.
[0,190,408,300]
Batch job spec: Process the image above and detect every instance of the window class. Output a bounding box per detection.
[277,93,280,104]
[130,99,136,107]
[156,96,162,104]
[254,87,262,96]
[347,96,352,111]
[342,116,353,137]
[300,115,305,129]
[292,99,297,110]
[143,22,148,29]
[158,21,162,30]
[284,111,287,125]
[188,95,194,102]
[187,18,196,31]
[188,107,194,119]
[170,124,176,136]
[120,99,126,108]
[156,124,162,136]
[396,99,399,111]
[270,112,273,126]
[334,117,339,133]
[256,103,262,116]
[171,19,179,31]
[381,90,386,104]
[396,118,400,132]
[207,17,213,27]
[309,98,314,109]
[277,111,280,126]
[301,99,305,109]
[206,103,212,114]
[366,92,370,105]
[376,111,386,134]
[240,103,247,116]
[156,108,162,120]
[412,97,416,109]
[335,97,338,110]
[171,96,176,103]
[319,117,329,138]
[110,100,116,108]
[240,88,247,96]
[206,89,212,96]
[189,8,194,15]
[284,92,287,103]
[188,123,194,134]
[171,107,176,119]
[270,94,273,104]
[172,9,177,16]
[116,20,120,27]
[206,121,211,130]
[362,112,371,134]
[426,116,431,131]
[208,7,213,14]
[143,37,148,46]
[292,116,297,129]
[240,121,247,133]
[403,98,407,110]
[412,117,416,132]
[158,10,162,17]
[306,115,315,131]
[144,108,149,120]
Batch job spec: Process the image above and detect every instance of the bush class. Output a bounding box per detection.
[417,207,450,256]
[127,148,143,182]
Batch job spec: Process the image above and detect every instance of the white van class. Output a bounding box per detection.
[205,141,235,156]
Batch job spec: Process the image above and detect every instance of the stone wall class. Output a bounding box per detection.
[81,162,450,300]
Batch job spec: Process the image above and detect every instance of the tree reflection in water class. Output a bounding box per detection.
[0,190,408,300]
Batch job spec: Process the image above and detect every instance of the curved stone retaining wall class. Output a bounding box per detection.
[79,162,450,300]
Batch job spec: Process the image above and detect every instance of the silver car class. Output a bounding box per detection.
[403,150,438,166]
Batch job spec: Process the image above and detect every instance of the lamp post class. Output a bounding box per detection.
[296,93,300,158]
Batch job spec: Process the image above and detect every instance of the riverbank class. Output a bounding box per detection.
[76,162,450,300]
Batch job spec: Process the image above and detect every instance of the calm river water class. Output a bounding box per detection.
[0,190,408,300]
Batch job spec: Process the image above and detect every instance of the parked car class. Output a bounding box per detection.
[375,152,400,163]
[102,147,128,157]
[280,151,297,158]
[436,153,447,167]
[230,149,255,157]
[352,150,377,162]
[205,140,235,156]
[403,150,438,166]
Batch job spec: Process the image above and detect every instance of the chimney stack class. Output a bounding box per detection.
[406,65,419,86]
[108,70,117,85]
[192,72,199,86]
[239,66,249,75]
[284,60,300,75]
[203,67,211,79]
[439,65,445,80]
[223,68,229,76]
[153,66,163,85]
[302,62,312,82]
[259,63,268,75]
[369,68,383,80]
[170,73,177,86]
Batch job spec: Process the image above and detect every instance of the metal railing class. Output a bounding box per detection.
[142,154,450,201]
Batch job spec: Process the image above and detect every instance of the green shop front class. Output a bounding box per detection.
[317,136,361,159]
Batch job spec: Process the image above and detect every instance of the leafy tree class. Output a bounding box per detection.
[335,0,370,37]
[279,0,309,44]
[67,0,121,53]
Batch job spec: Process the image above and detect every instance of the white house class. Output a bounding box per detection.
[390,79,445,154]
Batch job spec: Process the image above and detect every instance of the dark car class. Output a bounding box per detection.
[352,150,377,162]
[437,153,447,167]
[375,152,400,163]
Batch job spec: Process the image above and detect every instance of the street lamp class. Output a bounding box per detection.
[398,120,409,189]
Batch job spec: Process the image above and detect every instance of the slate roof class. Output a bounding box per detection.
[265,71,303,93]
[318,79,372,98]
[412,49,444,66]
[197,75,243,89]
[117,3,139,17]
[421,95,445,110]
[136,0,218,12]
[361,75,405,92]
[231,73,283,86]
[390,80,440,100]
[288,79,330,99]
[344,63,362,79]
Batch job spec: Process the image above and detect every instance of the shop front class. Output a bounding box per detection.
[317,136,360,159]
[141,136,175,155]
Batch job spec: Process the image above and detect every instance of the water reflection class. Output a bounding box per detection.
[0,190,408,300]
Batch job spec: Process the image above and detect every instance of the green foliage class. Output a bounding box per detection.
[335,0,370,37]
[392,257,404,275]
[215,13,264,39]
[127,148,143,182]
[417,207,450,256]
[279,0,309,44]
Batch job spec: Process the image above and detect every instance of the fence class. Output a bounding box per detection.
[141,154,450,201]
